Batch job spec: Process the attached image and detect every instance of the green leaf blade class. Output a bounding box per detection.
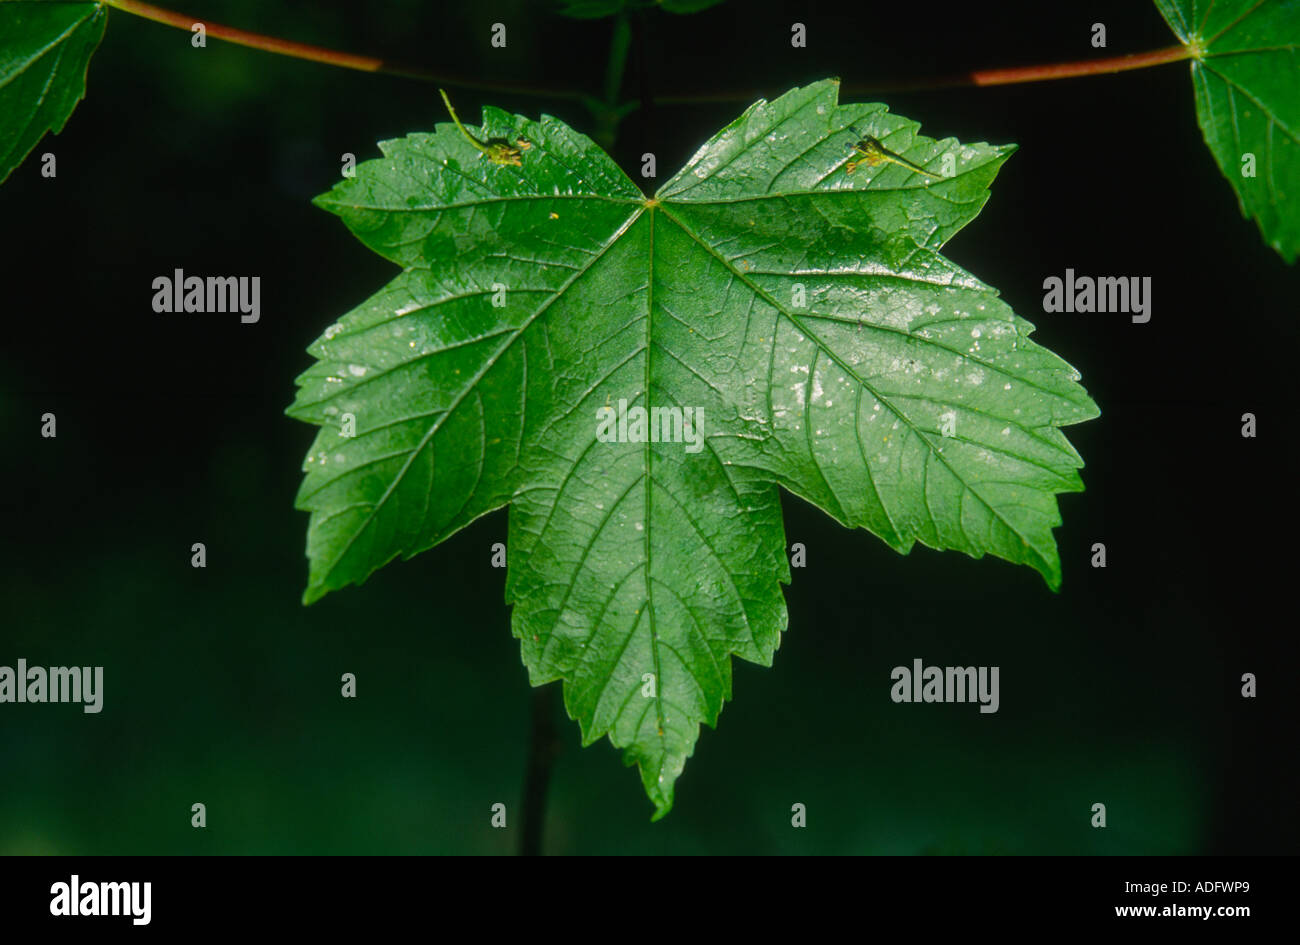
[499,207,793,818]
[290,109,644,604]
[291,79,1098,815]
[0,0,106,185]
[1156,0,1300,262]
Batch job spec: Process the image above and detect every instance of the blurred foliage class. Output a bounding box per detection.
[554,0,727,20]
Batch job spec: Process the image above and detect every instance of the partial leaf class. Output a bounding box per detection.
[1155,0,1300,262]
[289,79,1098,817]
[0,0,107,185]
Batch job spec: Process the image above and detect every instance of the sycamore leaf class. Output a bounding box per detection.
[288,79,1098,818]
[0,0,106,185]
[1155,0,1300,262]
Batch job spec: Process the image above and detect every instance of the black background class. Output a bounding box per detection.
[0,0,1295,855]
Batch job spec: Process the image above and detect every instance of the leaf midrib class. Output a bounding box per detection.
[1205,0,1270,47]
[318,192,642,214]
[0,5,96,89]
[641,202,667,742]
[1198,59,1300,143]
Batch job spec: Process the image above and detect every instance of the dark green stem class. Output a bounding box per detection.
[520,684,560,856]
[604,14,632,105]
[590,14,634,151]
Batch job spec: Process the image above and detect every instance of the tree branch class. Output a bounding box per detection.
[104,0,588,100]
[656,45,1194,104]
[105,1,1193,107]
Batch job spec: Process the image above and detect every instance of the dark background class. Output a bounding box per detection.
[1,0,1295,854]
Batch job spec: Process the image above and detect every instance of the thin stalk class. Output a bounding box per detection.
[603,14,632,106]
[105,1,1194,106]
[520,685,560,856]
[103,0,587,100]
[966,43,1192,87]
[657,45,1195,104]
[590,14,633,150]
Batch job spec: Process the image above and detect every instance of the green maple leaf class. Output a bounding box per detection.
[288,79,1098,818]
[1155,0,1300,262]
[0,0,106,185]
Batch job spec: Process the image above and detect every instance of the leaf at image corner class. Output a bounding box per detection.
[0,0,107,185]
[1155,0,1300,262]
